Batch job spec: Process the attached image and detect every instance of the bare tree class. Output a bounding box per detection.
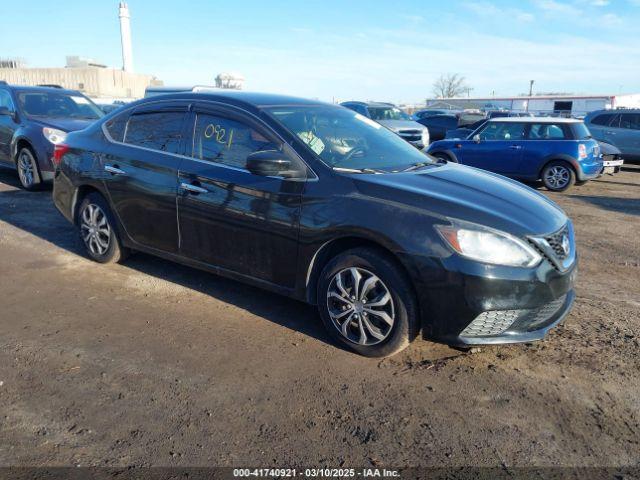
[432,73,468,98]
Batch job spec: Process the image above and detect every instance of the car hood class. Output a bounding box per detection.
[31,117,96,132]
[353,163,567,236]
[377,119,426,131]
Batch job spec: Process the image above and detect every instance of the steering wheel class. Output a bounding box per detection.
[343,147,366,163]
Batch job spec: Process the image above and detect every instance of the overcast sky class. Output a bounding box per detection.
[2,0,639,103]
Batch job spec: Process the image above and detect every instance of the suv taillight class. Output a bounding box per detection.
[52,144,70,166]
[578,144,587,159]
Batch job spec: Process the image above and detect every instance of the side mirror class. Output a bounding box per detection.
[473,134,481,143]
[246,150,302,179]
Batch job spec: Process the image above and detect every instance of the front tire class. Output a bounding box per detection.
[541,161,575,192]
[77,193,128,263]
[317,248,419,357]
[16,147,41,191]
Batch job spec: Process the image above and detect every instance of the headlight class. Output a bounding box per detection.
[421,129,429,144]
[436,221,542,268]
[43,127,67,145]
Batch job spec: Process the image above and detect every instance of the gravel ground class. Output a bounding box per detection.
[0,166,638,469]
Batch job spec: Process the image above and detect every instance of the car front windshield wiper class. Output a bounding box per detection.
[333,167,387,174]
[399,161,436,172]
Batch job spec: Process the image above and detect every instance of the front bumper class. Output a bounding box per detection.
[400,242,577,347]
[602,158,624,175]
[455,290,575,345]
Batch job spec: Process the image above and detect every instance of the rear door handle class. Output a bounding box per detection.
[104,164,126,175]
[605,131,616,135]
[180,182,208,195]
[509,145,523,150]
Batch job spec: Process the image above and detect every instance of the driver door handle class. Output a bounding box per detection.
[180,182,209,195]
[104,164,127,175]
[509,145,523,150]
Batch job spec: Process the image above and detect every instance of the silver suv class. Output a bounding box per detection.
[584,109,640,163]
[341,101,429,149]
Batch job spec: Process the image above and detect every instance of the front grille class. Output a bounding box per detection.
[460,310,523,337]
[398,129,423,142]
[602,154,622,162]
[544,225,570,260]
[461,294,568,338]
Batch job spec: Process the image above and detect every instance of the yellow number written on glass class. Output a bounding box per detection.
[204,124,234,149]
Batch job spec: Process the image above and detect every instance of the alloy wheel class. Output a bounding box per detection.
[326,267,395,346]
[545,166,570,189]
[80,204,111,256]
[17,150,35,188]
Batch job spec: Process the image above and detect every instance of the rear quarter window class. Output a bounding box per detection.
[104,111,129,142]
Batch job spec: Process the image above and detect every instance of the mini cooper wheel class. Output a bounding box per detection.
[77,193,128,263]
[16,147,40,191]
[317,247,418,357]
[542,161,575,192]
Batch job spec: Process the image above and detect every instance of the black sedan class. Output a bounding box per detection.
[53,92,577,357]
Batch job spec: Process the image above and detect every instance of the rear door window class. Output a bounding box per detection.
[528,123,568,140]
[124,111,186,154]
[478,122,526,141]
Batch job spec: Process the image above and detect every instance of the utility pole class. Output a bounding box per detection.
[526,80,535,112]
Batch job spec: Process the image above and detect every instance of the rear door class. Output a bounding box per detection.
[102,102,189,253]
[176,104,305,288]
[458,121,526,174]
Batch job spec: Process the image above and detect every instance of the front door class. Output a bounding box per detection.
[458,121,526,174]
[177,106,305,288]
[102,103,189,253]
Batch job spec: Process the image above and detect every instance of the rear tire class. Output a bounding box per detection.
[541,161,575,192]
[16,147,41,191]
[77,192,129,264]
[317,247,419,357]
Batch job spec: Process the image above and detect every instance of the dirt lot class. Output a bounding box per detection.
[0,166,638,469]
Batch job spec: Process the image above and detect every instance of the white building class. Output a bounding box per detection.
[424,94,640,116]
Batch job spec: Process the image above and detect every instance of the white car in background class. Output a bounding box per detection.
[340,101,430,150]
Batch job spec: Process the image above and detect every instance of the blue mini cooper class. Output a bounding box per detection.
[427,117,603,191]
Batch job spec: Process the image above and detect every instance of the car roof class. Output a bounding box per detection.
[129,91,330,114]
[587,108,640,115]
[488,116,581,123]
[1,84,83,96]
[342,101,395,108]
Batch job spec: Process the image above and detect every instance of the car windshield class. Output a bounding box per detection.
[571,122,592,140]
[265,105,436,172]
[367,106,410,121]
[18,91,104,120]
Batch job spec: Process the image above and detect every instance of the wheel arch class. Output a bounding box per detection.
[304,236,417,308]
[72,184,107,225]
[428,149,458,163]
[538,155,579,180]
